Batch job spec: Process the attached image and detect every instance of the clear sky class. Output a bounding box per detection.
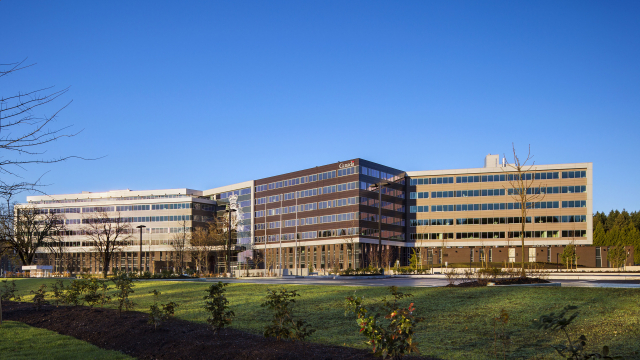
[1,1,638,213]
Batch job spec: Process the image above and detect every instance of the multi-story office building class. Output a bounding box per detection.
[16,155,603,274]
[250,159,405,270]
[23,189,216,273]
[406,155,592,266]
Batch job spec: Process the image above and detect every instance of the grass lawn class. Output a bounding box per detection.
[0,320,133,360]
[4,278,640,359]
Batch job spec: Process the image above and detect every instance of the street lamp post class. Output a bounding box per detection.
[136,225,146,275]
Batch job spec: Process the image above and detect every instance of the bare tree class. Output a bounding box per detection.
[190,223,220,274]
[44,229,77,274]
[0,60,87,197]
[83,211,133,278]
[0,203,64,266]
[503,144,545,277]
[170,220,191,274]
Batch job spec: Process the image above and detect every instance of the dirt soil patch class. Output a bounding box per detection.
[454,277,551,287]
[2,301,437,360]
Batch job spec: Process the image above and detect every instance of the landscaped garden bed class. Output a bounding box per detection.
[3,301,423,360]
[2,279,639,359]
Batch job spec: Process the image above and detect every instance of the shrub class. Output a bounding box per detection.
[444,267,458,285]
[83,278,111,307]
[1,280,21,301]
[30,284,49,310]
[345,286,423,359]
[203,282,234,333]
[112,273,135,316]
[148,290,179,330]
[261,288,315,341]
[534,305,622,359]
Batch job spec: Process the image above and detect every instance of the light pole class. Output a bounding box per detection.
[136,225,146,275]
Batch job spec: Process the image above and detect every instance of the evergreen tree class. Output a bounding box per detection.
[605,226,621,246]
[631,211,640,232]
[622,222,640,264]
[593,212,607,231]
[593,222,606,245]
[614,211,630,229]
[604,210,619,232]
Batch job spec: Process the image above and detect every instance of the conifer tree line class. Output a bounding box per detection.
[592,210,640,263]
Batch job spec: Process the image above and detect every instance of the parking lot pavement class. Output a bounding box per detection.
[201,276,640,288]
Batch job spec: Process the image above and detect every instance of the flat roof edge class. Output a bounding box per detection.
[406,163,592,177]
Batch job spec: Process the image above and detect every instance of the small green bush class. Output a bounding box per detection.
[1,280,21,301]
[261,288,315,341]
[203,282,234,333]
[30,284,49,310]
[112,273,135,316]
[148,290,179,330]
[345,286,424,359]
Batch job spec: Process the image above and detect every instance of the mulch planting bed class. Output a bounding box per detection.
[453,277,551,287]
[2,301,437,360]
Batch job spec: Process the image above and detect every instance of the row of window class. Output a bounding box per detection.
[255,227,361,243]
[255,196,402,219]
[412,186,588,200]
[56,226,193,237]
[361,182,405,198]
[360,197,405,212]
[360,212,405,226]
[410,171,587,186]
[256,171,338,193]
[217,188,251,199]
[410,215,588,227]
[360,166,405,183]
[30,194,195,205]
[36,202,214,215]
[260,212,359,229]
[359,227,405,241]
[79,215,193,224]
[410,200,586,213]
[337,166,357,177]
[509,186,587,195]
[409,229,587,240]
[256,181,360,204]
[319,197,359,209]
[254,165,403,194]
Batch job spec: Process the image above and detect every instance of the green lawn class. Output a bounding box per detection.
[0,320,133,360]
[4,278,640,359]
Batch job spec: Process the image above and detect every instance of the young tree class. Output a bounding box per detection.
[503,144,546,277]
[83,211,133,278]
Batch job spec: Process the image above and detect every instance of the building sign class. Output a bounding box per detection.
[339,161,355,169]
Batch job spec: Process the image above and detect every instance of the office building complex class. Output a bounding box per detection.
[16,155,600,273]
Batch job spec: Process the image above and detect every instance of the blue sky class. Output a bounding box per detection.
[1,1,638,213]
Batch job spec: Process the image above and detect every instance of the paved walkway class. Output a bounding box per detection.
[190,276,640,288]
